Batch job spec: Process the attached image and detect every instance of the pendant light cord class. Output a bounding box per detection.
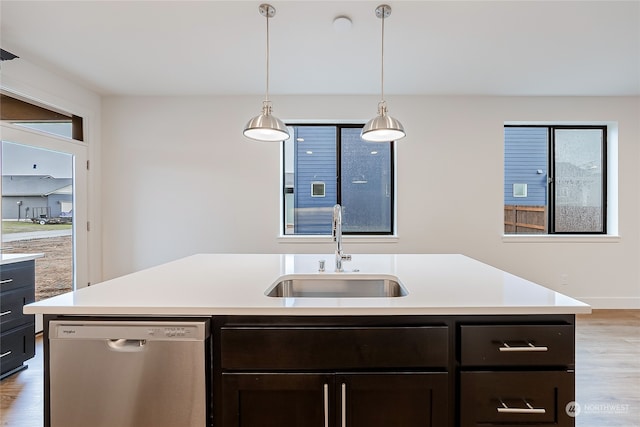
[265,11,270,103]
[380,9,385,103]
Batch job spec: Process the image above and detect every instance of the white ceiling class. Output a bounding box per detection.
[1,0,639,96]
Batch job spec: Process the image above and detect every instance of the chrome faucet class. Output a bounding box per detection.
[332,204,351,272]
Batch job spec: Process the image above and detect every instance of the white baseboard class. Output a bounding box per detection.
[577,297,640,310]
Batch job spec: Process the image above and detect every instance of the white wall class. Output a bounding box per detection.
[102,95,640,308]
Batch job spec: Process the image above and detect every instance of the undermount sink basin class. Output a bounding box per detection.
[265,276,408,298]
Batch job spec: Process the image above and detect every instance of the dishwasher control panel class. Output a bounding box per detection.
[145,326,190,337]
[51,321,208,341]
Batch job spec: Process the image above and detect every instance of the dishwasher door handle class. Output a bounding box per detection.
[107,339,147,352]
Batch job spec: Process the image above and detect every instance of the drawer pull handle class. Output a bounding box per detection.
[0,279,14,285]
[498,400,546,414]
[499,342,548,352]
[0,351,12,359]
[324,384,329,427]
[0,310,12,317]
[341,383,347,427]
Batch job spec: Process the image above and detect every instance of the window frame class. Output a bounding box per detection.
[504,124,607,235]
[282,123,395,236]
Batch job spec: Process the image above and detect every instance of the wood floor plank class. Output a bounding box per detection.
[0,310,638,426]
[575,310,640,427]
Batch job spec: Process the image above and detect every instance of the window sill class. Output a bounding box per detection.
[502,234,621,243]
[278,235,399,244]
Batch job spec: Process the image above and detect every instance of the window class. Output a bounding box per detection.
[0,93,84,141]
[504,125,606,234]
[283,124,394,235]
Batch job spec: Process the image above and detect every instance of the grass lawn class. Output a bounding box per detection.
[1,220,72,234]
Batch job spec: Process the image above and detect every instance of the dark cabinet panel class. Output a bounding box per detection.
[460,370,575,427]
[460,324,574,367]
[0,261,35,292]
[221,326,449,370]
[339,373,448,427]
[1,285,35,331]
[0,323,35,377]
[221,373,331,427]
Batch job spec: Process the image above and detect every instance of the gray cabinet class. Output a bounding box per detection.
[0,260,36,379]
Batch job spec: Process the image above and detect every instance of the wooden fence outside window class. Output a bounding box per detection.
[504,205,546,234]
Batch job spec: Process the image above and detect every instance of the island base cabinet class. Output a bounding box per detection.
[460,371,575,427]
[222,372,448,427]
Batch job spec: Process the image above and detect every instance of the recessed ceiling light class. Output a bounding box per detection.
[333,16,352,33]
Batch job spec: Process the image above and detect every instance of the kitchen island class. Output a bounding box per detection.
[25,253,590,427]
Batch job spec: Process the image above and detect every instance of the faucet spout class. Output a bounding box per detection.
[333,204,351,272]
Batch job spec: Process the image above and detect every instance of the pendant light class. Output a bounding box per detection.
[361,4,406,143]
[243,3,290,142]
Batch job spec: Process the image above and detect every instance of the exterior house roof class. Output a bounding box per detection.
[2,175,72,196]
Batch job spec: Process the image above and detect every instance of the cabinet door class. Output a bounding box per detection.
[222,373,333,427]
[338,373,449,427]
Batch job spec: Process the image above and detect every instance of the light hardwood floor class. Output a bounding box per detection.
[1,310,638,427]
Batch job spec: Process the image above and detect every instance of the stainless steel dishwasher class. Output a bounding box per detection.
[48,320,209,427]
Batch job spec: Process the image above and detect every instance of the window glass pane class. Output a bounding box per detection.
[2,140,74,300]
[504,127,548,234]
[554,129,604,233]
[285,126,337,235]
[13,122,73,139]
[341,128,392,233]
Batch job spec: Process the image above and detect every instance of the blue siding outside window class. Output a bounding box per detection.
[504,127,548,206]
[294,126,336,234]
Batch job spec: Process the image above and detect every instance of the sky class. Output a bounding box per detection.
[2,141,73,179]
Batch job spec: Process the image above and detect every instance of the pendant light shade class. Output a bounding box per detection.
[243,4,290,142]
[244,101,289,142]
[361,101,405,142]
[361,5,406,143]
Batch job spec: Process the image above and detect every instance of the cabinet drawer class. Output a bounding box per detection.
[0,323,35,377]
[0,286,35,330]
[460,370,574,427]
[0,262,34,292]
[221,326,449,370]
[460,324,574,367]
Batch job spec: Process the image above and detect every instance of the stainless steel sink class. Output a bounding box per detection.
[265,276,407,298]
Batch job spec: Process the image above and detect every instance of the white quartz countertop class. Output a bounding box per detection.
[24,253,591,316]
[1,253,44,265]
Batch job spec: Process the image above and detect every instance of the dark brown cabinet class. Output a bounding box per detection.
[216,317,451,427]
[222,372,448,427]
[222,373,330,427]
[458,322,575,427]
[338,372,448,427]
[0,260,36,379]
